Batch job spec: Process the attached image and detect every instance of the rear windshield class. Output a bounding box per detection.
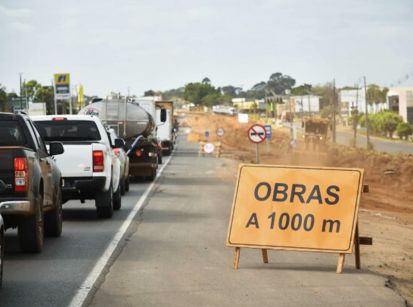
[0,121,28,146]
[34,120,101,142]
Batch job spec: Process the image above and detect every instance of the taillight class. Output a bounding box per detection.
[93,150,104,172]
[14,157,28,192]
[135,149,142,157]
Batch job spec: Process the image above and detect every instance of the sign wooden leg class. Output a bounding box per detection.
[336,253,346,273]
[262,249,269,264]
[354,223,361,269]
[233,247,240,270]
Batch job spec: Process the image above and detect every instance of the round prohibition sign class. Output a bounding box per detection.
[203,142,215,153]
[247,124,267,144]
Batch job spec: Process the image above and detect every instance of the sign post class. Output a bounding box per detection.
[247,124,266,164]
[54,73,71,114]
[226,164,366,273]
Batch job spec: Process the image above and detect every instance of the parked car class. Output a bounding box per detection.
[0,213,4,287]
[107,128,130,196]
[33,115,123,218]
[0,112,64,252]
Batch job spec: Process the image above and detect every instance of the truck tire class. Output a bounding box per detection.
[96,184,113,219]
[113,185,122,210]
[44,188,63,237]
[125,177,130,192]
[120,178,126,196]
[0,226,4,287]
[18,193,44,253]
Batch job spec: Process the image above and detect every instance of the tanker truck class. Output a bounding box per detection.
[79,97,166,181]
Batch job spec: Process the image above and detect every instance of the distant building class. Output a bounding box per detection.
[231,98,246,104]
[387,87,413,124]
[339,88,388,118]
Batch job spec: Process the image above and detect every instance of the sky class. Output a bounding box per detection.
[0,0,412,96]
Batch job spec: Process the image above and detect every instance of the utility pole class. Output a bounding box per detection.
[19,73,23,110]
[332,79,336,143]
[363,76,370,149]
[52,79,57,114]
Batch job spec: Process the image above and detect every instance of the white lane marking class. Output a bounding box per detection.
[69,155,173,307]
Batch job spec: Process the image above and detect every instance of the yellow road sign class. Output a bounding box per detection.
[54,73,70,85]
[226,164,364,253]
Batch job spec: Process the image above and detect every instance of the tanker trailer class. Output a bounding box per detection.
[79,98,166,181]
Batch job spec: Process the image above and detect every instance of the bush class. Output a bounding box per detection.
[396,122,413,140]
[359,111,403,138]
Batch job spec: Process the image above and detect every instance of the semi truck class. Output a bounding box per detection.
[155,100,176,155]
[79,97,166,181]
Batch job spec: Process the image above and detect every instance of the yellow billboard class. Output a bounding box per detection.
[226,164,364,253]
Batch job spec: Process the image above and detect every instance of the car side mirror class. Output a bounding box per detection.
[114,138,125,149]
[49,142,64,156]
[160,109,167,122]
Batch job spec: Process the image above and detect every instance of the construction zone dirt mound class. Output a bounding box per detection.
[182,111,413,303]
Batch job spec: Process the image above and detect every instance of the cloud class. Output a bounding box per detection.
[0,5,32,18]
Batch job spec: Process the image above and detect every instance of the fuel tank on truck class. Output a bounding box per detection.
[78,99,155,138]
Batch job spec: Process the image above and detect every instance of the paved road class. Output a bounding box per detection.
[90,136,405,306]
[0,176,154,306]
[285,123,413,154]
[336,130,413,154]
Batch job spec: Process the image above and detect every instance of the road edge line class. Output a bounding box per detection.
[68,154,173,307]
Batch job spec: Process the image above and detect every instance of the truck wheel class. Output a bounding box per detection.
[96,184,113,219]
[0,226,4,287]
[113,185,122,211]
[125,177,130,192]
[120,178,126,196]
[45,188,63,237]
[18,194,44,253]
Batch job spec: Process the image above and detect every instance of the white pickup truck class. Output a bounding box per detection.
[33,115,122,218]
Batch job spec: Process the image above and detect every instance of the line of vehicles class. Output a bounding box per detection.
[0,96,177,286]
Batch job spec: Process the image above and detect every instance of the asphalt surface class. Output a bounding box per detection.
[336,130,413,154]
[286,123,413,154]
[90,135,406,306]
[0,176,153,306]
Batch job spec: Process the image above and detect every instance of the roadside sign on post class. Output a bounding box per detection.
[203,143,215,153]
[264,124,272,139]
[227,164,365,272]
[54,73,71,99]
[216,128,225,137]
[247,124,266,144]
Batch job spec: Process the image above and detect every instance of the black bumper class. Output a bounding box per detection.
[62,177,106,203]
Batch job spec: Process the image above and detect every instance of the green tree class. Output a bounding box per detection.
[22,80,42,102]
[221,85,241,98]
[201,77,211,85]
[396,122,412,140]
[183,82,218,105]
[367,84,388,105]
[291,83,312,96]
[0,84,8,111]
[35,86,54,114]
[266,72,296,95]
[381,111,403,138]
[144,89,156,96]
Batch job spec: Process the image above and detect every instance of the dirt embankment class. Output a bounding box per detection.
[182,112,413,305]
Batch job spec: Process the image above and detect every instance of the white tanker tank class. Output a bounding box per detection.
[78,99,155,139]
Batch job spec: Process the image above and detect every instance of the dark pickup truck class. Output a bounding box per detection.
[0,112,64,252]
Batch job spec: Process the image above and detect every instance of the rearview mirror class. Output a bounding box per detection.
[114,138,125,149]
[160,109,167,122]
[49,142,64,156]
